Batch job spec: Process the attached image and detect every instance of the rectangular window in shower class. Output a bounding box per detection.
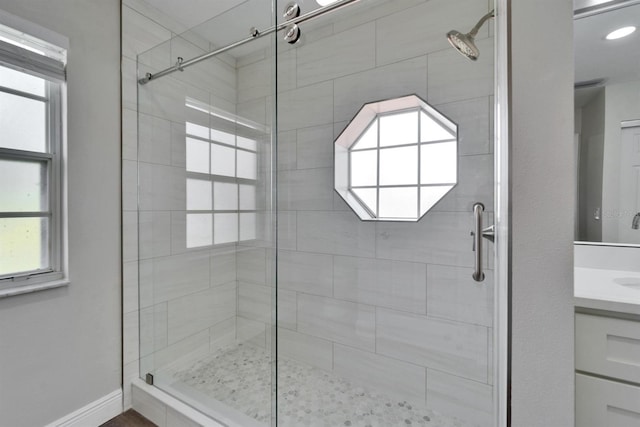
[184,118,258,248]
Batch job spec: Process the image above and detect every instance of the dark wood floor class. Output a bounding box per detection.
[100,410,157,427]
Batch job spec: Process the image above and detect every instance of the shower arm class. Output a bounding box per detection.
[138,0,361,85]
[467,9,495,38]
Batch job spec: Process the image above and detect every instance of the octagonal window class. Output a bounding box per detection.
[335,95,458,222]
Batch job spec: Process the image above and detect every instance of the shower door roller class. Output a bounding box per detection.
[471,202,495,282]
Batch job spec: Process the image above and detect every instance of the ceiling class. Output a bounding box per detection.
[574,1,640,103]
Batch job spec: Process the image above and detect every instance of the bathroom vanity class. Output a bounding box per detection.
[574,245,640,427]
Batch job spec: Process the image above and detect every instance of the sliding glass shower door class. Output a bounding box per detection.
[135,0,502,425]
[274,0,497,426]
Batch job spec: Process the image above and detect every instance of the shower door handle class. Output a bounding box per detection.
[471,203,494,282]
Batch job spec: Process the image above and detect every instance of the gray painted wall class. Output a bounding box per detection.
[0,1,122,426]
[510,0,575,426]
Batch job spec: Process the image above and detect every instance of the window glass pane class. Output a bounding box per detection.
[239,212,257,241]
[421,141,457,184]
[378,187,418,218]
[420,185,454,215]
[352,120,378,150]
[420,111,455,142]
[186,179,212,210]
[379,146,418,186]
[186,137,209,173]
[379,111,418,147]
[210,128,236,146]
[239,184,256,210]
[237,150,257,180]
[0,91,46,152]
[211,144,236,177]
[0,217,48,276]
[352,188,377,216]
[351,150,377,186]
[237,136,257,151]
[214,182,238,211]
[186,122,209,139]
[0,65,45,96]
[186,213,212,248]
[214,213,238,244]
[0,159,47,212]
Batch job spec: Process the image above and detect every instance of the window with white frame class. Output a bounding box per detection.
[334,95,458,222]
[184,100,260,248]
[0,23,67,288]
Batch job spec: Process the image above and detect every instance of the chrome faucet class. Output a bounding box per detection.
[633,212,640,230]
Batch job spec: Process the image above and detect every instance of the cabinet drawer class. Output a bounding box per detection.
[576,374,640,427]
[576,313,640,383]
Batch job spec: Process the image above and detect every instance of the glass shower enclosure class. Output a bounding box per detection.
[136,0,505,426]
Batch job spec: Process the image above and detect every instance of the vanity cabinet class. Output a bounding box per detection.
[575,312,640,427]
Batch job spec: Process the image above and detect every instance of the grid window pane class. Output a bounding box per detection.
[0,91,46,153]
[421,141,457,184]
[420,185,453,214]
[186,179,212,210]
[352,188,377,216]
[214,182,238,211]
[379,146,418,186]
[237,150,257,180]
[239,184,256,210]
[378,187,418,218]
[379,111,418,147]
[210,128,236,146]
[352,120,378,150]
[0,159,47,212]
[0,217,48,276]
[186,213,212,248]
[0,64,45,96]
[186,122,209,139]
[186,138,210,174]
[237,136,257,151]
[420,111,455,142]
[214,213,238,244]
[351,150,377,187]
[239,212,257,241]
[211,144,236,177]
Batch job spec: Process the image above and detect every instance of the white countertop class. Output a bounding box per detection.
[574,267,640,315]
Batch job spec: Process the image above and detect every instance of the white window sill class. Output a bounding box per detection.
[0,279,70,299]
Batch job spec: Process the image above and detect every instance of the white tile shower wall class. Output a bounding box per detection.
[122,0,240,410]
[234,0,495,424]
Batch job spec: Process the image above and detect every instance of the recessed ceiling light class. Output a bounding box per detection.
[317,0,339,6]
[605,26,636,40]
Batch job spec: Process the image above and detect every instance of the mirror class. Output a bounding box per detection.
[574,0,640,245]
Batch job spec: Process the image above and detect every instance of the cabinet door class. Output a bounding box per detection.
[576,374,640,427]
[576,313,640,384]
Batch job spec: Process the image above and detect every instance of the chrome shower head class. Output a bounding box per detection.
[447,9,494,61]
[446,30,480,61]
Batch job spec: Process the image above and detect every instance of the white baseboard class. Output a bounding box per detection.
[45,389,123,427]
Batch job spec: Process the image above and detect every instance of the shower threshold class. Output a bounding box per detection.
[152,342,474,427]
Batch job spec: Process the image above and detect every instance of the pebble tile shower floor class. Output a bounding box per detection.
[173,343,473,427]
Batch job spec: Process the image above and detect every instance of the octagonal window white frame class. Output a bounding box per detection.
[335,95,458,222]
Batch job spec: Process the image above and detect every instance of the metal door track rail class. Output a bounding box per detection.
[138,0,361,85]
